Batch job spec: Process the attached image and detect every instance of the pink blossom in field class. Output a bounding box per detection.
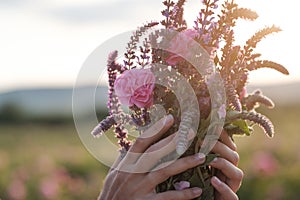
[114,68,155,108]
[7,179,27,200]
[66,177,85,195]
[173,181,190,190]
[252,151,279,176]
[166,29,199,65]
[39,176,60,199]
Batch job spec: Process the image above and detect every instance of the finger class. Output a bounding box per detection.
[120,115,174,167]
[128,114,174,154]
[146,153,205,186]
[219,130,237,151]
[210,157,243,192]
[212,141,239,166]
[216,170,226,183]
[134,129,195,172]
[211,176,239,200]
[146,129,195,153]
[154,187,202,200]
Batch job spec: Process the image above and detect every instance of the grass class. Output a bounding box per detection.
[0,123,108,200]
[0,104,300,199]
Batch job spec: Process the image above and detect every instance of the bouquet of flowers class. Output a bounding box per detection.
[92,0,289,199]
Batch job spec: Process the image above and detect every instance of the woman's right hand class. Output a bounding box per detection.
[98,115,243,200]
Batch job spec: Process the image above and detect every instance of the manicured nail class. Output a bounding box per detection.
[187,129,196,140]
[211,157,218,164]
[233,142,237,150]
[194,153,205,161]
[212,176,221,186]
[163,114,173,125]
[191,187,202,196]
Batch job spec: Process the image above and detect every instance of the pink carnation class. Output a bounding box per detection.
[166,29,199,65]
[114,68,155,108]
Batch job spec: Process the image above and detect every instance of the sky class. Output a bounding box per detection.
[0,0,299,92]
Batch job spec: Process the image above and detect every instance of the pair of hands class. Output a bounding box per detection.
[99,115,243,200]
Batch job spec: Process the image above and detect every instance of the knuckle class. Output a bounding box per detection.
[157,168,171,179]
[216,157,225,167]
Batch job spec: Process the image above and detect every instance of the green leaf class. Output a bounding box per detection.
[232,119,251,136]
[200,154,219,167]
[189,173,204,189]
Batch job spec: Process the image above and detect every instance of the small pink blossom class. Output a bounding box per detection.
[166,29,199,65]
[39,176,60,199]
[7,179,27,200]
[114,68,155,108]
[239,87,247,100]
[174,181,190,190]
[252,151,279,176]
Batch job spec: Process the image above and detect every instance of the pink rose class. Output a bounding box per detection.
[114,68,155,108]
[166,29,199,65]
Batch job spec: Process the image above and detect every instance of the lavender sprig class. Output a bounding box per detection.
[91,115,116,137]
[247,60,289,75]
[243,90,275,111]
[124,22,159,69]
[224,76,242,112]
[228,110,274,137]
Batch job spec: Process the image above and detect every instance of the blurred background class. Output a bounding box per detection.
[1,0,299,199]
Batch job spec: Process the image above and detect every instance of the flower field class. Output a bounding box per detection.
[0,104,299,199]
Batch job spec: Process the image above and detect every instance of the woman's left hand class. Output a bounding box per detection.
[210,130,244,200]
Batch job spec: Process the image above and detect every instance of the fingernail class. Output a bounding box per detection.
[163,114,173,125]
[187,129,196,140]
[211,157,218,164]
[233,142,237,150]
[194,153,205,161]
[191,187,202,196]
[212,176,221,186]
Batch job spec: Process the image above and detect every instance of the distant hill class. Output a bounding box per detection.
[0,82,299,118]
[247,82,300,105]
[0,86,108,118]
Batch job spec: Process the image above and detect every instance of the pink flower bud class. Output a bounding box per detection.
[173,181,190,190]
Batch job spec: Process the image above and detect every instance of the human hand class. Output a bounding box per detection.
[210,130,244,200]
[99,114,205,200]
[98,115,243,200]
